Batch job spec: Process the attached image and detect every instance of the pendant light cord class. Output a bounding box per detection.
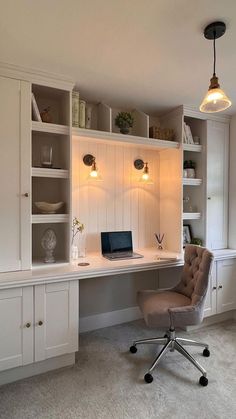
[213,30,216,76]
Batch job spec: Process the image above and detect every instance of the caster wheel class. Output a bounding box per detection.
[164,334,168,338]
[144,373,153,384]
[203,348,210,357]
[199,376,208,386]
[130,345,137,354]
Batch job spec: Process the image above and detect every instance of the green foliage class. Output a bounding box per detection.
[72,217,84,244]
[184,160,196,169]
[191,237,203,246]
[115,112,134,128]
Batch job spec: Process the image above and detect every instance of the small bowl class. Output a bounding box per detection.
[35,201,64,214]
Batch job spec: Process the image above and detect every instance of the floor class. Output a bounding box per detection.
[0,319,235,419]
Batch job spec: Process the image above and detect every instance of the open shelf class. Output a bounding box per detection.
[32,167,69,178]
[183,143,202,152]
[182,212,201,220]
[183,178,202,186]
[32,121,69,135]
[73,127,180,151]
[32,214,69,224]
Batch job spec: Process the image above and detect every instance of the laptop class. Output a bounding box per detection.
[101,231,143,260]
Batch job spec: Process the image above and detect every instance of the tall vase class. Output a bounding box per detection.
[77,231,86,257]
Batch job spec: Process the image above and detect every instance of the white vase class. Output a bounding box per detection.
[186,168,195,178]
[71,245,78,260]
[77,232,86,257]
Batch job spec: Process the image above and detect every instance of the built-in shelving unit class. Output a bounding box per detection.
[31,83,71,266]
[182,178,202,186]
[182,212,201,220]
[31,168,69,178]
[32,214,69,224]
[73,127,180,151]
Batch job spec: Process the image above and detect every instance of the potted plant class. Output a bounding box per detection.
[115,111,134,134]
[183,160,196,178]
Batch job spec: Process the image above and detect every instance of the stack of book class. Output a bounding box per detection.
[72,91,86,128]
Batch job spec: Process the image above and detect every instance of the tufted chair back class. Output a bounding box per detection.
[174,245,214,307]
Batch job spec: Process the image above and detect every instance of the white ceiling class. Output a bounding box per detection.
[1,0,236,115]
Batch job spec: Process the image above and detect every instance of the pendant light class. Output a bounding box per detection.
[200,21,231,113]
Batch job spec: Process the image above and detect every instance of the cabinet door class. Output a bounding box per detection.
[0,76,31,272]
[206,120,229,250]
[217,259,236,313]
[203,261,217,317]
[35,280,78,362]
[0,287,33,371]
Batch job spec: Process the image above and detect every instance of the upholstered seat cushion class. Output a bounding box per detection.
[138,290,191,328]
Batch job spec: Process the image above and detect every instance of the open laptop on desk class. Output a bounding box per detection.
[101,231,143,260]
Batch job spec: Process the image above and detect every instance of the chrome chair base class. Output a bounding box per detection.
[130,329,210,386]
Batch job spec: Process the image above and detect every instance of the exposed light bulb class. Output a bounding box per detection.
[90,169,98,178]
[142,172,149,181]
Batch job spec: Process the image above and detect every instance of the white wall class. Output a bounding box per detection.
[229,115,236,249]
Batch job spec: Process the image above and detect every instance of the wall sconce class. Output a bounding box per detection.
[134,159,154,184]
[83,154,102,181]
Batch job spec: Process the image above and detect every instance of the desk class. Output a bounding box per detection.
[0,248,183,289]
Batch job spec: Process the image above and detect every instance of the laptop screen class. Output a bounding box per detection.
[101,231,133,254]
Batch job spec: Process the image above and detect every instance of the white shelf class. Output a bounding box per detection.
[183,143,202,152]
[183,178,202,186]
[182,212,201,220]
[73,127,180,151]
[32,214,69,224]
[32,121,70,135]
[32,167,69,178]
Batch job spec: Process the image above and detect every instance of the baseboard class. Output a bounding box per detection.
[80,306,142,333]
[186,310,236,331]
[0,353,75,386]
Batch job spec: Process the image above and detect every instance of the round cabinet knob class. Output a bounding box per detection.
[25,322,31,328]
[218,285,223,289]
[212,286,217,290]
[38,320,43,326]
[207,197,211,200]
[24,193,29,197]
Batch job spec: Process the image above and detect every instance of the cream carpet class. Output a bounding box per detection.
[0,319,235,419]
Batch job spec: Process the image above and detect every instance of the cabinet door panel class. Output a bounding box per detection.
[0,287,33,371]
[203,262,217,317]
[217,259,236,313]
[35,280,78,362]
[206,120,229,250]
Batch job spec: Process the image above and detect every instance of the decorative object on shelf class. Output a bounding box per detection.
[183,225,192,248]
[41,228,57,263]
[200,21,231,113]
[79,100,86,128]
[71,217,85,258]
[154,233,164,250]
[134,158,154,184]
[149,126,175,141]
[31,93,42,122]
[193,136,200,145]
[115,111,134,134]
[184,160,196,178]
[183,196,195,212]
[83,154,102,181]
[41,145,53,168]
[85,104,93,129]
[34,201,64,214]
[183,123,194,144]
[40,107,53,123]
[191,237,203,246]
[72,90,80,127]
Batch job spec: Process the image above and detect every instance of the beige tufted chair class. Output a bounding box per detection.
[130,245,214,387]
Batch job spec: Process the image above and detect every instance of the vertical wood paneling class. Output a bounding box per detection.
[72,137,160,252]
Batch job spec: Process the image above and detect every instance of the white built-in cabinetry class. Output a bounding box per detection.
[0,281,78,372]
[0,76,31,272]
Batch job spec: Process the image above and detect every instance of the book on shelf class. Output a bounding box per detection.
[183,123,194,144]
[72,90,80,127]
[31,93,41,122]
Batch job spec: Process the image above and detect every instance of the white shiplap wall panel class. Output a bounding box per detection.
[72,137,160,252]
